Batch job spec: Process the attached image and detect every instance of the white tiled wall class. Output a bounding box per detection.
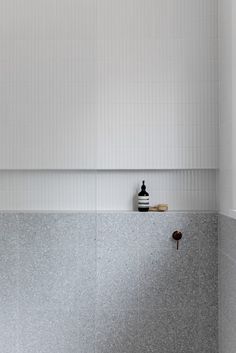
[0,0,218,169]
[96,170,217,211]
[0,0,218,210]
[0,170,217,211]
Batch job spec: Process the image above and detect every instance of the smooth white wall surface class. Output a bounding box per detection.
[232,1,236,210]
[218,0,235,215]
[0,0,218,169]
[0,170,216,211]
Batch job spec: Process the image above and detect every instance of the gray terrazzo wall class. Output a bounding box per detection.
[0,212,218,353]
[219,215,236,353]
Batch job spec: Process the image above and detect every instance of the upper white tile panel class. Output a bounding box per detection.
[0,0,218,169]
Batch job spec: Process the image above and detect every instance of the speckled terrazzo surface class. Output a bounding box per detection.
[0,212,218,353]
[219,215,236,353]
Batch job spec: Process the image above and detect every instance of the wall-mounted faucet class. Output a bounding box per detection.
[172,231,183,250]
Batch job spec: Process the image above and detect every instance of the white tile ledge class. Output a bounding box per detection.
[0,210,217,214]
[229,209,236,220]
[219,210,236,220]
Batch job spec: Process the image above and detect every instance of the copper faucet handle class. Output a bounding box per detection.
[172,231,183,250]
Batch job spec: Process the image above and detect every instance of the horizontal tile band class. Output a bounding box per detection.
[0,170,217,211]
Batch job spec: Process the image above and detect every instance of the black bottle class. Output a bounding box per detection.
[138,180,149,212]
